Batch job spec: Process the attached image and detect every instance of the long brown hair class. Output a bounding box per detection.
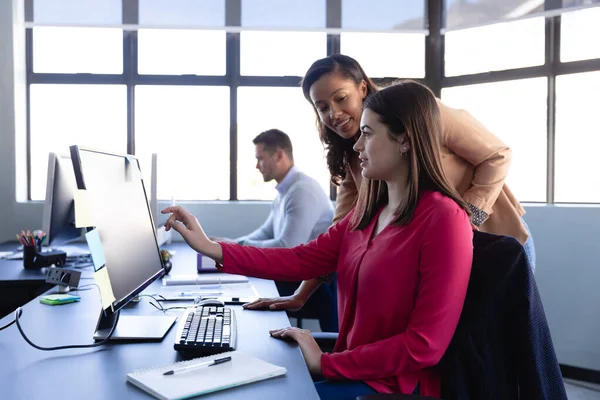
[351,80,470,230]
[301,54,378,185]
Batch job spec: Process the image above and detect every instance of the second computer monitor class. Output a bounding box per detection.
[42,152,83,246]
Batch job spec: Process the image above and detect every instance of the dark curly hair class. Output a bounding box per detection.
[301,54,378,185]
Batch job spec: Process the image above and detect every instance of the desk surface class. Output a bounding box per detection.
[0,243,319,399]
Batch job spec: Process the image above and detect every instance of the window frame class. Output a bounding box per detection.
[23,0,600,204]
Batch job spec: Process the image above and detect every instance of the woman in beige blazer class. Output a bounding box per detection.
[243,54,535,314]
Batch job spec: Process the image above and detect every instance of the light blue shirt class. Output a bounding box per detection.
[236,166,334,248]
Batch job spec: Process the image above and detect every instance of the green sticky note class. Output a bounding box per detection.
[40,294,81,305]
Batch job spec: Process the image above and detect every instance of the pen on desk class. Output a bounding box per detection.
[163,356,232,376]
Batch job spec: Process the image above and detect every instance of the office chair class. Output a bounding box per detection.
[313,231,567,400]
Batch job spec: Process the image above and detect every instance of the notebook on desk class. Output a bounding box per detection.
[126,351,286,400]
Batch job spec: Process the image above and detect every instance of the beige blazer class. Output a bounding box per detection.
[332,99,528,245]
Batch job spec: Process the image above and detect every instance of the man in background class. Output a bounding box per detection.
[217,128,337,331]
[232,128,333,247]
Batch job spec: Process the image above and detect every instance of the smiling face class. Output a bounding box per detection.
[353,108,409,181]
[308,72,368,140]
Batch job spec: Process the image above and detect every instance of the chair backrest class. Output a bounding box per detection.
[438,231,567,400]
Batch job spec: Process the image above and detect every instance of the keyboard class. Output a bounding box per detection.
[173,306,237,355]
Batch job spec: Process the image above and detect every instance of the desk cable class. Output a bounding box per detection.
[0,284,120,351]
[0,318,15,332]
[13,307,120,351]
[0,281,98,333]
[136,294,188,313]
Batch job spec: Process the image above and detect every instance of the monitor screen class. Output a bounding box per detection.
[42,153,83,246]
[70,146,164,313]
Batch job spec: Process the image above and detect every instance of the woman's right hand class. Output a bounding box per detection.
[243,294,307,312]
[161,206,223,263]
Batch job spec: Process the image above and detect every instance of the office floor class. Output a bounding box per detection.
[566,379,600,399]
[292,319,600,399]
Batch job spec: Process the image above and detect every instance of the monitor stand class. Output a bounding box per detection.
[93,309,177,342]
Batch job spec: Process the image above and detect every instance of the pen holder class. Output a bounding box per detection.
[23,245,42,270]
[23,248,67,270]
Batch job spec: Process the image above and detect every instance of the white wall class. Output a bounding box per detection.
[1,0,599,371]
[524,205,600,371]
[0,0,27,241]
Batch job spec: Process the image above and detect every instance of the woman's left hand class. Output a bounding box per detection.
[270,327,323,375]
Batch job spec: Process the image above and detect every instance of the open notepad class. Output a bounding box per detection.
[126,351,286,400]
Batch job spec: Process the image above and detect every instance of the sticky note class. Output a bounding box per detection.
[94,267,116,310]
[74,189,95,228]
[40,294,81,305]
[125,156,142,181]
[85,229,106,271]
[43,294,81,302]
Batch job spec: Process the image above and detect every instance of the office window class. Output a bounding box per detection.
[240,31,326,77]
[138,30,226,75]
[442,78,547,202]
[237,87,329,200]
[555,71,600,203]
[561,6,600,63]
[139,0,225,27]
[342,0,425,30]
[135,86,230,201]
[445,18,545,77]
[33,27,123,74]
[33,0,121,25]
[446,0,542,30]
[562,0,600,7]
[340,33,425,78]
[242,0,325,29]
[29,85,127,201]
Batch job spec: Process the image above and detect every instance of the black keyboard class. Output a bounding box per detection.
[173,306,237,355]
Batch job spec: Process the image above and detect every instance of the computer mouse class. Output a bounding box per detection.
[194,298,225,307]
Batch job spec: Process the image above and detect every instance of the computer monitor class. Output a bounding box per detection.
[42,152,84,246]
[149,153,173,246]
[69,145,175,341]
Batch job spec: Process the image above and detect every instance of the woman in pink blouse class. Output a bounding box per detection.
[162,81,474,399]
